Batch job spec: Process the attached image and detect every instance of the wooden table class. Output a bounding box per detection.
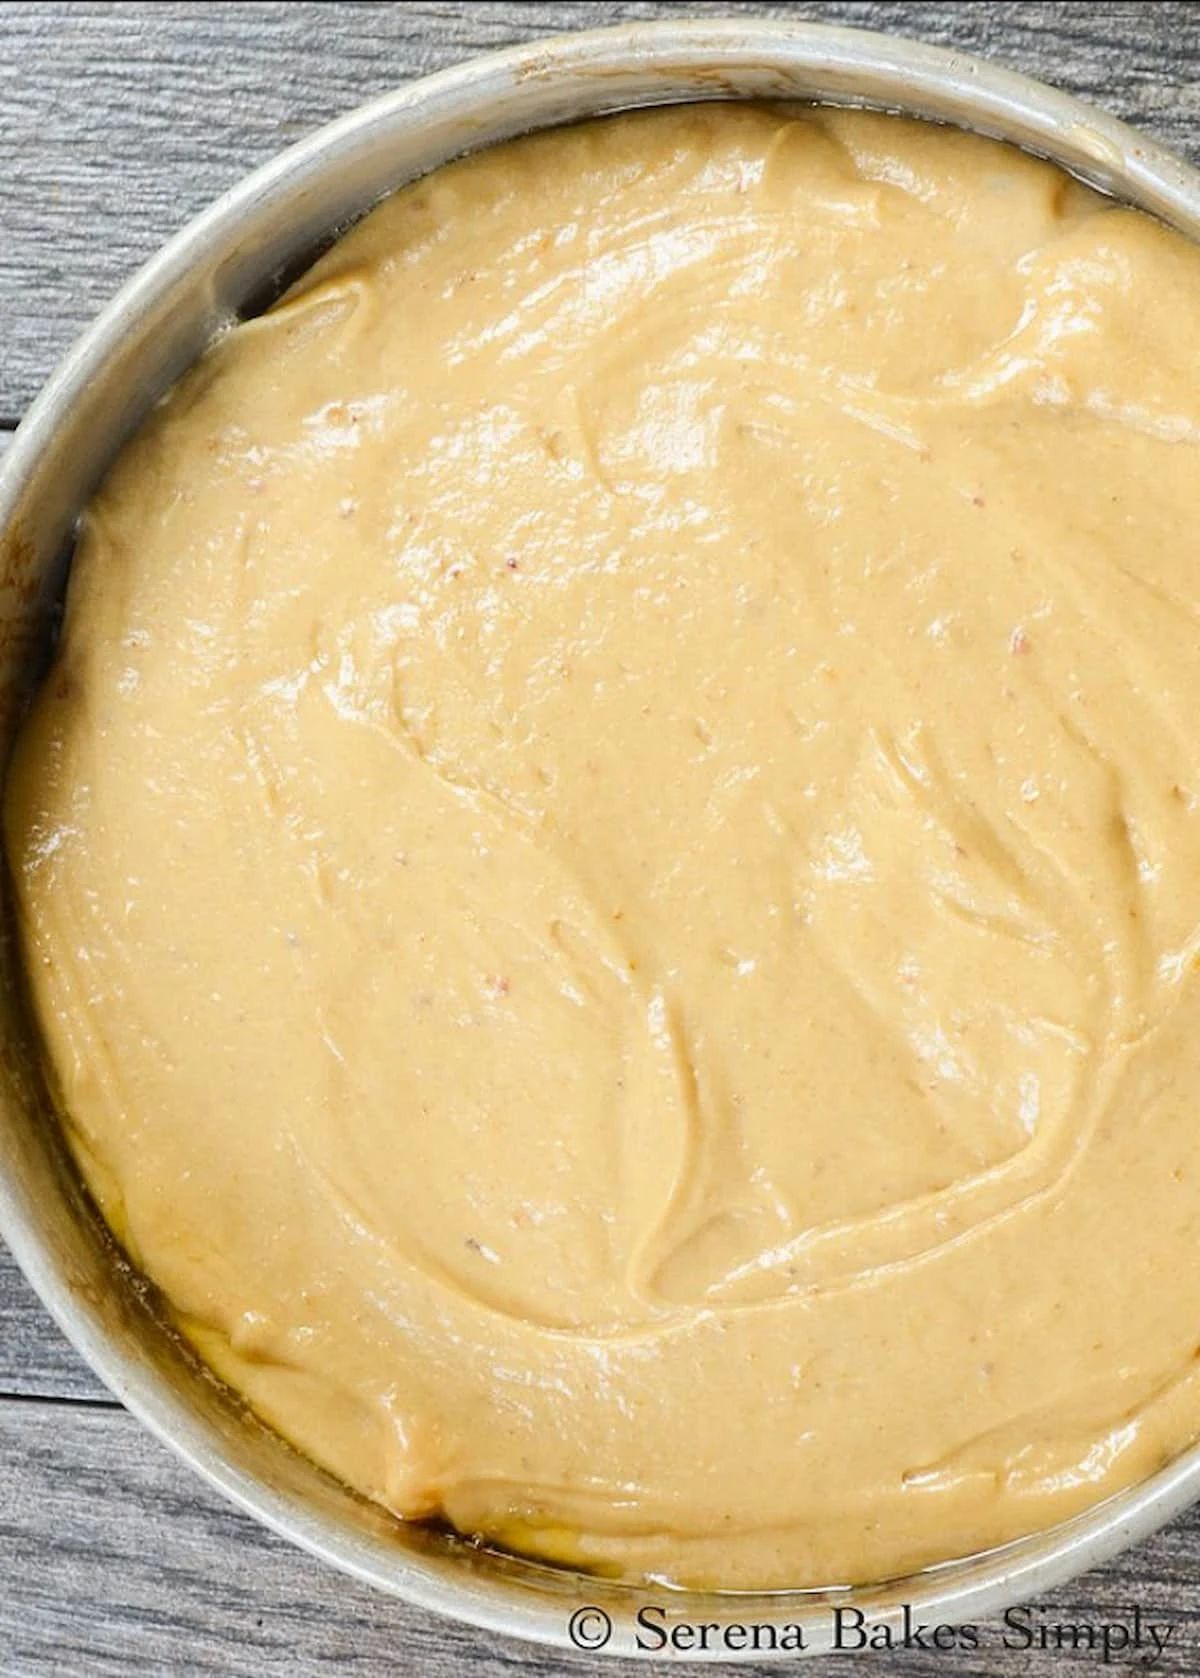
[3,4,1200,1672]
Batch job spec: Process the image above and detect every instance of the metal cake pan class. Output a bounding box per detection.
[1,19,1199,1659]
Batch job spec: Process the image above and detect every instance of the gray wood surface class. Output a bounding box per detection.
[4,1400,1200,1678]
[3,1,1199,423]
[2,4,1200,1673]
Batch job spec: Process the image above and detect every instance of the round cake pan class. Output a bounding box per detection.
[2,19,1199,1660]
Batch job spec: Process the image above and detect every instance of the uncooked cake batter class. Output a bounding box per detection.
[9,105,1200,1587]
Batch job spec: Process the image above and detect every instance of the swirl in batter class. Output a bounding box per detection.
[9,105,1200,1587]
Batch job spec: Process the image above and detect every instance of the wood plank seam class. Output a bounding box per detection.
[1,6,1200,1673]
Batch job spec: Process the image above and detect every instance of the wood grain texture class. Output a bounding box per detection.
[0,1241,111,1404]
[3,1401,1200,1678]
[1,1,1199,417]
[3,5,1200,1674]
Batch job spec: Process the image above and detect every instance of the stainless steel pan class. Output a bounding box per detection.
[2,20,1198,1658]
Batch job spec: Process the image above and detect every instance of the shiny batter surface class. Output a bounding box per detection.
[9,104,1200,1589]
